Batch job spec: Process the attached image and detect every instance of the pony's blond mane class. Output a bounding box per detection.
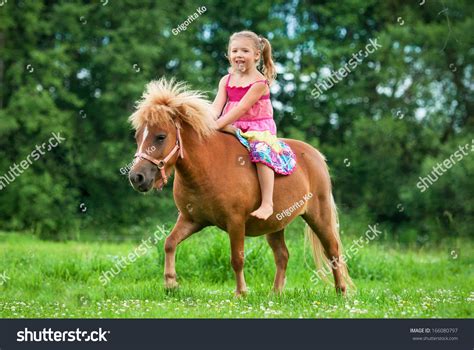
[129,78,217,137]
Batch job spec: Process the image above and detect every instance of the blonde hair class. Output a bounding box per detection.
[227,30,277,85]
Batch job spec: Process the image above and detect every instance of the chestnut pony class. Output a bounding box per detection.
[128,78,353,296]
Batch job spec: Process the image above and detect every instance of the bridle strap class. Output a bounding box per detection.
[177,124,184,159]
[134,123,183,186]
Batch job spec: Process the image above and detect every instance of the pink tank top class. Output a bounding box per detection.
[222,74,277,135]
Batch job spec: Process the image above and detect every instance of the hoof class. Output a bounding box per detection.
[234,289,248,297]
[272,277,286,293]
[165,279,179,290]
[336,285,347,296]
[272,287,284,294]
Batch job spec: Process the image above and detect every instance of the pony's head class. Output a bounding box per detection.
[128,78,216,192]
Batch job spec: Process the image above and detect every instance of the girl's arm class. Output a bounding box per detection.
[216,82,267,129]
[211,76,228,119]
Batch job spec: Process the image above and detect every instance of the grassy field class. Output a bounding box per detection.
[0,220,473,318]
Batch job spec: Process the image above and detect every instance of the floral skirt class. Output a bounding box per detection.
[236,129,296,175]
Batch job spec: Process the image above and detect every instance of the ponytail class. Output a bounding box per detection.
[259,37,277,85]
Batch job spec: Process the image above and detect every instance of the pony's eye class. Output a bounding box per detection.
[155,134,166,143]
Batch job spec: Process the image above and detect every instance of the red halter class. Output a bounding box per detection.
[134,122,184,186]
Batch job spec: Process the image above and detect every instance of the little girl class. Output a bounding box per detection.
[212,30,296,220]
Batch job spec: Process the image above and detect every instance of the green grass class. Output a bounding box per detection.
[0,220,473,318]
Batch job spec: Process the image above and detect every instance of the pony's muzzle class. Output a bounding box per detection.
[129,168,155,192]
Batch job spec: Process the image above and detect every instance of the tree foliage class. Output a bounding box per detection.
[0,0,472,239]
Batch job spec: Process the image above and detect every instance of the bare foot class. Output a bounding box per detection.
[250,204,273,220]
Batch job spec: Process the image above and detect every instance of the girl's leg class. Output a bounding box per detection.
[250,163,274,220]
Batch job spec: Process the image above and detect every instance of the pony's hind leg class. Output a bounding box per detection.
[164,213,204,289]
[227,222,248,296]
[265,229,289,293]
[302,196,348,295]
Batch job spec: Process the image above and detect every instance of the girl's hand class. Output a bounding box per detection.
[221,124,239,135]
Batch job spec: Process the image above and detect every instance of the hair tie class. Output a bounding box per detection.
[259,36,265,51]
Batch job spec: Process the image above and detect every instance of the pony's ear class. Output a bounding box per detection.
[174,104,193,121]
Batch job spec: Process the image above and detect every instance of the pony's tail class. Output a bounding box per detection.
[305,194,355,290]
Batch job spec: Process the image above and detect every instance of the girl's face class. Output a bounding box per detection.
[228,37,260,73]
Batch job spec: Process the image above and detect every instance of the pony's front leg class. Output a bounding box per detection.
[164,214,203,289]
[228,223,247,296]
